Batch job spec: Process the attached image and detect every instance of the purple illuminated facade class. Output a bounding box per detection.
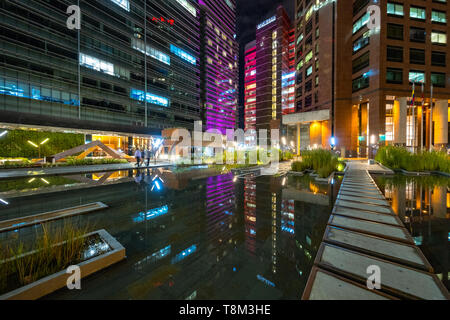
[206,173,235,259]
[199,0,239,134]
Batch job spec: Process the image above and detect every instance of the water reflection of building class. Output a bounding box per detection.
[206,173,236,260]
[281,200,295,235]
[382,178,449,290]
[244,176,257,255]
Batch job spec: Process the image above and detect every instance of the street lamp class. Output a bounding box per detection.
[28,138,49,159]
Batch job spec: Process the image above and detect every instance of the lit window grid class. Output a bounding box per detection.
[79,53,114,76]
[170,44,196,65]
[132,39,170,65]
[204,20,238,133]
[130,89,169,107]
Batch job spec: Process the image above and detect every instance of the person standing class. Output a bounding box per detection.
[134,148,142,167]
[144,147,151,167]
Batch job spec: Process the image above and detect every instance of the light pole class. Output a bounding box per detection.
[28,138,49,159]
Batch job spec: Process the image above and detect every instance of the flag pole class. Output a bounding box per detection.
[429,84,433,151]
[411,82,415,153]
[420,82,424,152]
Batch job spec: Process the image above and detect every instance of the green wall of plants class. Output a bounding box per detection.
[0,130,84,158]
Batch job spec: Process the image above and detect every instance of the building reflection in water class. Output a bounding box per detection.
[206,173,235,263]
[244,176,257,255]
[375,175,449,290]
[1,167,340,299]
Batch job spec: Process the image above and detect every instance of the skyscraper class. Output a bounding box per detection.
[0,0,202,153]
[255,6,292,136]
[199,0,239,134]
[244,40,257,146]
[291,0,449,156]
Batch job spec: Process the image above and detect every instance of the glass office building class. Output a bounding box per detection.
[0,0,201,151]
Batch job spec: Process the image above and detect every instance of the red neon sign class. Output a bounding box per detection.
[151,16,174,25]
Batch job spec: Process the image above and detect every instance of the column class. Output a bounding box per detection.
[433,100,448,150]
[393,97,407,146]
[417,106,423,151]
[297,123,301,156]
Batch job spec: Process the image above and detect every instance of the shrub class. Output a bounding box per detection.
[292,161,310,172]
[376,146,450,173]
[282,151,294,161]
[291,149,339,177]
[0,221,91,294]
[318,163,335,178]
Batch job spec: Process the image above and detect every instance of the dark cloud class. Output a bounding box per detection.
[236,0,294,128]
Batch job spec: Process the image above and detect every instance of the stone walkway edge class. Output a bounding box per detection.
[303,161,449,300]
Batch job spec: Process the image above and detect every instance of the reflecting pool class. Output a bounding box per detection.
[374,174,450,290]
[0,167,339,299]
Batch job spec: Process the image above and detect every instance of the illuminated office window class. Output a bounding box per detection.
[79,53,114,76]
[409,71,425,83]
[431,10,446,23]
[132,39,170,65]
[0,77,79,105]
[387,3,404,16]
[130,89,169,107]
[305,51,313,63]
[431,31,447,44]
[175,0,196,17]
[353,12,370,34]
[410,7,426,20]
[110,0,130,11]
[170,44,196,65]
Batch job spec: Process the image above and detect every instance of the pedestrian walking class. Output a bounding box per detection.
[144,147,151,167]
[135,148,142,167]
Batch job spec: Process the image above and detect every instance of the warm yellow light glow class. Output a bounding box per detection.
[27,140,38,148]
[40,138,49,145]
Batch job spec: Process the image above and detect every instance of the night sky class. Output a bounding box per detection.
[236,0,294,128]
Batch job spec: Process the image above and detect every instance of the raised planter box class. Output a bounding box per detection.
[0,202,108,233]
[0,229,125,300]
[288,170,305,176]
[394,168,431,176]
[315,172,335,184]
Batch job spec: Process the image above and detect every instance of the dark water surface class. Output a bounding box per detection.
[373,174,450,290]
[0,167,338,299]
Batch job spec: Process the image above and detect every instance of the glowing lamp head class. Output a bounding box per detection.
[330,136,336,147]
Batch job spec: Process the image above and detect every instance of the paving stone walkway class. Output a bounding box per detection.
[303,161,449,300]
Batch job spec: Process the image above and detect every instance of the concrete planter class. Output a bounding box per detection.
[288,170,305,176]
[315,172,335,184]
[0,229,125,300]
[394,168,431,176]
